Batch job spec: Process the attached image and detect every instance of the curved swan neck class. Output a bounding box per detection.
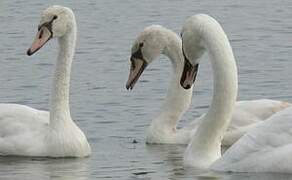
[50,22,77,128]
[188,17,238,164]
[152,31,193,130]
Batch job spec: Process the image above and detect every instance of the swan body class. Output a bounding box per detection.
[0,6,91,157]
[211,106,292,173]
[126,25,290,145]
[180,14,290,169]
[209,99,290,146]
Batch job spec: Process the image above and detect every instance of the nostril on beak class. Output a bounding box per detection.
[39,30,44,39]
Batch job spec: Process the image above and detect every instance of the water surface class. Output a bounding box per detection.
[0,0,292,179]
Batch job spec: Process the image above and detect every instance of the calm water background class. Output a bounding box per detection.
[0,0,292,179]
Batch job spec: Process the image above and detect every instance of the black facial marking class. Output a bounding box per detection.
[130,44,146,72]
[180,42,199,89]
[182,42,188,63]
[139,42,143,48]
[131,43,144,60]
[38,16,58,37]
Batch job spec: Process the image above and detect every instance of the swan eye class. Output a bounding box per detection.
[53,15,58,20]
[139,42,144,48]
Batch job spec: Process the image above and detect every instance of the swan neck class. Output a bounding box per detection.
[50,25,76,127]
[152,33,193,130]
[189,23,238,161]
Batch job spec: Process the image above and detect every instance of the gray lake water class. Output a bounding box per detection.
[0,0,292,179]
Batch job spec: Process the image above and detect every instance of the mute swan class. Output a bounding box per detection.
[0,6,91,157]
[211,106,292,173]
[125,25,290,145]
[180,14,290,168]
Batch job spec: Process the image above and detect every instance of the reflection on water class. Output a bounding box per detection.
[0,0,292,179]
[0,157,89,180]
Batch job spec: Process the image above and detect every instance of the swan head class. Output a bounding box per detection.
[180,14,207,89]
[27,5,75,56]
[126,25,171,90]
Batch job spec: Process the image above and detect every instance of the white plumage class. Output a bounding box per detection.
[0,104,48,156]
[212,106,292,173]
[0,6,91,157]
[180,14,290,169]
[127,25,290,146]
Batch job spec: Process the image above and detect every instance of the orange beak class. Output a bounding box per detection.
[27,26,52,56]
[126,58,147,90]
[180,58,199,89]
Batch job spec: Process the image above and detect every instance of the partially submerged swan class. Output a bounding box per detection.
[0,6,91,157]
[180,14,290,169]
[126,25,290,145]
